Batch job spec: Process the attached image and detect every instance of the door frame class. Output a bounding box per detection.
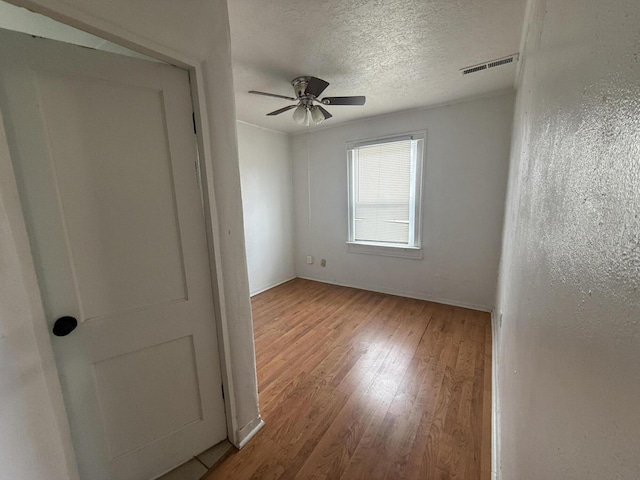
[0,3,246,478]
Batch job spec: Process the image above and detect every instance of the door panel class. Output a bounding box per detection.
[0,29,227,479]
[36,71,188,320]
[94,335,201,459]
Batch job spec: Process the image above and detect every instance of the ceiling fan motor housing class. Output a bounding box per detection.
[292,76,319,108]
[292,76,310,99]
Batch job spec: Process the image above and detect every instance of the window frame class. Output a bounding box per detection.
[346,131,426,259]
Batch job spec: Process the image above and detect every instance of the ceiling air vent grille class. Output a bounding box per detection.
[463,64,487,75]
[461,54,519,75]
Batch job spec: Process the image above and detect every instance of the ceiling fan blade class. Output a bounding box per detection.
[304,77,329,97]
[321,96,366,106]
[266,105,298,116]
[317,106,333,120]
[249,90,296,101]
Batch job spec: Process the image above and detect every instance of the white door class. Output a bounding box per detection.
[0,29,227,479]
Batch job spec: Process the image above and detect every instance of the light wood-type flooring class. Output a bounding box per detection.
[204,278,492,480]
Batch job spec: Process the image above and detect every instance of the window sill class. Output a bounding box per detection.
[346,241,423,259]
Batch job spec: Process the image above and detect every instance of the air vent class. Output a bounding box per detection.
[461,54,519,75]
[463,64,487,75]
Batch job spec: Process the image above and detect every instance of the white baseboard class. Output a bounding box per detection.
[296,275,493,313]
[250,276,296,297]
[236,416,265,449]
[491,310,500,480]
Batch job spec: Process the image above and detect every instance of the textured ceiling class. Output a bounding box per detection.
[228,0,527,133]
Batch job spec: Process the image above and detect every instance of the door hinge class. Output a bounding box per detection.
[192,112,197,135]
[221,384,225,401]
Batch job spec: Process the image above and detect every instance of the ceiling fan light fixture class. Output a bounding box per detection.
[293,105,309,125]
[310,106,324,125]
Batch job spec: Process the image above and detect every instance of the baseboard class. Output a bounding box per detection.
[297,275,493,313]
[250,276,296,297]
[236,416,265,449]
[491,310,500,480]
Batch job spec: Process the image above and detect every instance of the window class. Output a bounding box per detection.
[347,132,425,258]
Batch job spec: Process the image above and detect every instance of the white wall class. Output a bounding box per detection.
[0,0,260,477]
[237,122,295,295]
[495,0,640,478]
[292,93,514,311]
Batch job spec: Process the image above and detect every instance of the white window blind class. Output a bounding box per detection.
[348,134,423,248]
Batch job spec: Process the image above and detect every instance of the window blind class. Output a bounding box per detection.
[351,139,416,244]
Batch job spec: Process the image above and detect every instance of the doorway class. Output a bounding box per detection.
[0,4,229,478]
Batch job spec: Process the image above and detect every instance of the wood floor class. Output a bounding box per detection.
[204,279,492,480]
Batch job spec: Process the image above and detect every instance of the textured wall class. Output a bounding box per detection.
[496,0,640,478]
[237,122,295,295]
[293,93,514,311]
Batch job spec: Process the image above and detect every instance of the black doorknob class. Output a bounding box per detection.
[53,316,77,337]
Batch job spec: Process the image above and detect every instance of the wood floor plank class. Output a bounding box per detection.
[374,311,449,480]
[203,279,491,480]
[292,299,430,480]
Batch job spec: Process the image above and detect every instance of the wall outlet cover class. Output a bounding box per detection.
[321,259,326,267]
[306,255,313,264]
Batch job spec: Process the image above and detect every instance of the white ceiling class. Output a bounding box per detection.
[228,0,527,133]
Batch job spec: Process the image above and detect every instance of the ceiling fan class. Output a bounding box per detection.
[249,76,366,126]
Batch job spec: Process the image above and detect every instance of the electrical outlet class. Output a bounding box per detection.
[306,255,313,264]
[321,259,326,267]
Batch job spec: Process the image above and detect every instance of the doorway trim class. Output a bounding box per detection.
[0,1,248,477]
